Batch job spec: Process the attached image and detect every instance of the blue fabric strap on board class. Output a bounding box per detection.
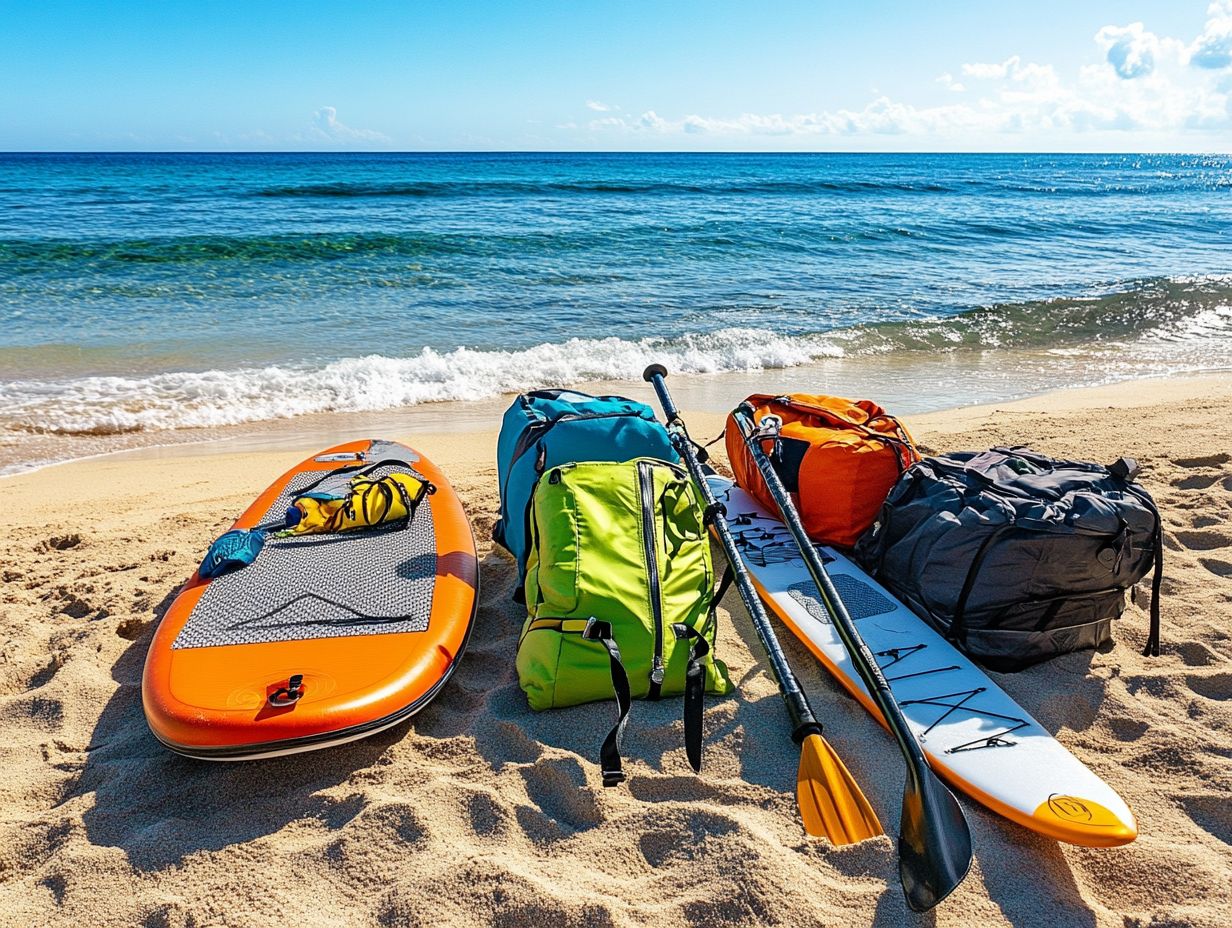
[198,529,266,580]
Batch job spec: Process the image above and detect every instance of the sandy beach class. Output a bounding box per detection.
[1,372,1230,928]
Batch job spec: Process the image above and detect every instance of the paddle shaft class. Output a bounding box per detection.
[729,403,932,774]
[643,367,820,741]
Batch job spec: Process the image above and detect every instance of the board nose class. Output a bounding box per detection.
[1032,794,1137,846]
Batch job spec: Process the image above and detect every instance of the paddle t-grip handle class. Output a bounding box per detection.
[642,364,680,424]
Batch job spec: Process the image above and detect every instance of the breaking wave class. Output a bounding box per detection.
[4,275,1231,437]
[0,328,844,436]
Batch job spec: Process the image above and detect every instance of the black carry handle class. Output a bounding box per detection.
[730,401,972,912]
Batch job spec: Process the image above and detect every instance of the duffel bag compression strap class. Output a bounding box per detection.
[1110,458,1163,657]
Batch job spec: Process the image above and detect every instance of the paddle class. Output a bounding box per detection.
[729,400,972,912]
[642,364,883,846]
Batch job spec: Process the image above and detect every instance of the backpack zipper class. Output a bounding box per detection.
[637,460,666,697]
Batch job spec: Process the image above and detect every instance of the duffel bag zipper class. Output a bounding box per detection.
[638,460,666,696]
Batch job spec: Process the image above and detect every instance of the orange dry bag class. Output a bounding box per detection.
[726,393,920,548]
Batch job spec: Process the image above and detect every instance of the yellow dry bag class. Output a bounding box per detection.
[284,462,433,536]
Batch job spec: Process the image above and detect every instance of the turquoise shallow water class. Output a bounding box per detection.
[0,152,1230,443]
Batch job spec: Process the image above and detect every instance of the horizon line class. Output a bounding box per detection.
[0,149,1223,157]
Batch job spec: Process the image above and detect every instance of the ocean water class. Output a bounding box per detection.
[1,152,1230,464]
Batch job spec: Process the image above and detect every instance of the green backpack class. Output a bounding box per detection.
[517,458,733,786]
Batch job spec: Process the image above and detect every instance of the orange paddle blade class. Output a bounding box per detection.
[797,732,884,844]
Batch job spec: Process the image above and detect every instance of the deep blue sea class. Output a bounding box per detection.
[1,152,1230,458]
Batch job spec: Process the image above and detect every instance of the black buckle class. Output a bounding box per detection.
[269,673,305,707]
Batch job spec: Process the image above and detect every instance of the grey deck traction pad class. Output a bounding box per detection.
[174,463,437,649]
[786,575,896,623]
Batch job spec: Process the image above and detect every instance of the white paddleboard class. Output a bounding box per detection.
[710,475,1136,847]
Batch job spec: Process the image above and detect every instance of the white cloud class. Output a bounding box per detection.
[638,110,668,130]
[576,5,1232,147]
[962,59,1014,80]
[1191,0,1232,69]
[936,73,966,93]
[1096,22,1162,79]
[962,56,1059,87]
[308,106,389,144]
[585,100,613,111]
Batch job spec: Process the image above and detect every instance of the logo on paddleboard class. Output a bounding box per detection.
[1047,795,1095,822]
[1034,788,1128,833]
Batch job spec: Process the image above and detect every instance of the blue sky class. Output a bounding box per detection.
[3,1,1231,151]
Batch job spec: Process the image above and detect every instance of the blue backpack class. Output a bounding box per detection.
[494,389,677,592]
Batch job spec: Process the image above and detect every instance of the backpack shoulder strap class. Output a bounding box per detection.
[671,623,710,774]
[581,618,631,787]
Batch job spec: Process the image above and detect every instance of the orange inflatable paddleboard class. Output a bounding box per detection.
[142,438,479,760]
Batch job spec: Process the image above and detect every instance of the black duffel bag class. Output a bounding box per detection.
[854,447,1162,671]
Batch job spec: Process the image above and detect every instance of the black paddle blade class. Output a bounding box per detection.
[898,768,973,912]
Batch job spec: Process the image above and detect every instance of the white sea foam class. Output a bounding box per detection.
[0,327,844,435]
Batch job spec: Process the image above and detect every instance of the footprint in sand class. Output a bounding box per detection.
[466,789,512,838]
[115,618,150,640]
[57,593,96,619]
[1173,473,1221,491]
[1107,716,1150,741]
[1200,558,1232,578]
[16,694,65,728]
[37,534,83,553]
[39,873,67,905]
[1169,521,1232,577]
[1169,453,1232,496]
[1186,672,1232,701]
[27,654,63,689]
[516,756,602,839]
[1176,640,1223,667]
[1178,793,1232,846]
[1172,453,1231,469]
[638,809,741,867]
[362,800,429,846]
[1175,529,1231,552]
